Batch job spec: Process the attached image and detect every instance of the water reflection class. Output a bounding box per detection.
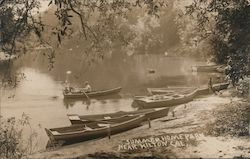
[0,53,225,151]
[14,53,205,94]
[63,94,122,109]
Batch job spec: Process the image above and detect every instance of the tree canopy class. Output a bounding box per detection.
[0,0,249,86]
[0,0,44,54]
[0,0,167,56]
[186,0,250,85]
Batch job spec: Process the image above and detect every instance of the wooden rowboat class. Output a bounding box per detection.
[195,82,230,96]
[68,109,154,125]
[135,82,229,109]
[63,87,122,99]
[68,107,170,125]
[147,87,197,95]
[134,89,198,109]
[212,82,230,91]
[45,114,144,143]
[192,65,221,72]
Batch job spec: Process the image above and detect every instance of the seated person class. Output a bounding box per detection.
[82,81,92,92]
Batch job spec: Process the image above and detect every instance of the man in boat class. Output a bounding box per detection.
[82,81,92,93]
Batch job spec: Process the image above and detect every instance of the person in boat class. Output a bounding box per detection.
[82,81,92,93]
[64,80,73,93]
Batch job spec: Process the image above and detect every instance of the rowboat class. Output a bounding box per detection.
[192,65,222,72]
[45,114,144,143]
[134,89,198,109]
[68,109,154,125]
[136,82,229,109]
[63,87,122,99]
[147,87,197,95]
[68,107,170,125]
[196,82,230,96]
[212,82,229,91]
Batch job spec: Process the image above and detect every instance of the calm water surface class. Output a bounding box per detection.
[0,53,221,150]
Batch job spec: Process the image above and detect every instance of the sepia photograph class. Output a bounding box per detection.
[0,0,249,158]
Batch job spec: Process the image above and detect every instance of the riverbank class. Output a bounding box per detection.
[30,88,250,158]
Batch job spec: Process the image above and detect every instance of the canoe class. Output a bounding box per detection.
[134,89,198,109]
[68,107,170,125]
[45,114,144,143]
[68,109,154,125]
[63,87,122,99]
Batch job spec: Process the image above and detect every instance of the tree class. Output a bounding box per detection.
[0,0,44,55]
[185,0,250,85]
[0,0,167,57]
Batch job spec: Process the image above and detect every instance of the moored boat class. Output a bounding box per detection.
[68,107,170,125]
[45,114,144,143]
[196,82,230,96]
[192,64,222,72]
[134,89,198,109]
[63,87,122,99]
[212,82,230,91]
[68,109,154,125]
[147,87,197,95]
[136,82,230,109]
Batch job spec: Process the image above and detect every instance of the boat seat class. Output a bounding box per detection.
[104,116,111,119]
[84,126,93,130]
[51,131,60,135]
[68,115,80,120]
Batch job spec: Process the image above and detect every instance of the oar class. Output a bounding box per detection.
[82,91,90,100]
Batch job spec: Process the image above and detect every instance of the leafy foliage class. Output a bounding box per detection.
[0,0,44,54]
[204,102,249,137]
[185,0,250,85]
[0,113,38,159]
[46,0,167,56]
[235,77,250,97]
[0,0,169,65]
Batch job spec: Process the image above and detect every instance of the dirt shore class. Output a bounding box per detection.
[30,89,250,159]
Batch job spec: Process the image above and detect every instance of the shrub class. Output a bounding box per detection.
[0,113,37,159]
[236,78,250,98]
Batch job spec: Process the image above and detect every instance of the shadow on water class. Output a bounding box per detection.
[0,61,15,84]
[63,94,122,109]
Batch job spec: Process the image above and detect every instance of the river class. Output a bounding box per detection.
[0,53,222,151]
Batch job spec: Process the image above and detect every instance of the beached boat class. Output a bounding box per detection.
[134,89,198,109]
[147,87,197,95]
[196,82,230,96]
[136,82,230,109]
[68,107,170,125]
[63,87,122,99]
[192,65,221,72]
[212,82,229,91]
[143,107,170,120]
[45,114,144,143]
[68,109,154,125]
